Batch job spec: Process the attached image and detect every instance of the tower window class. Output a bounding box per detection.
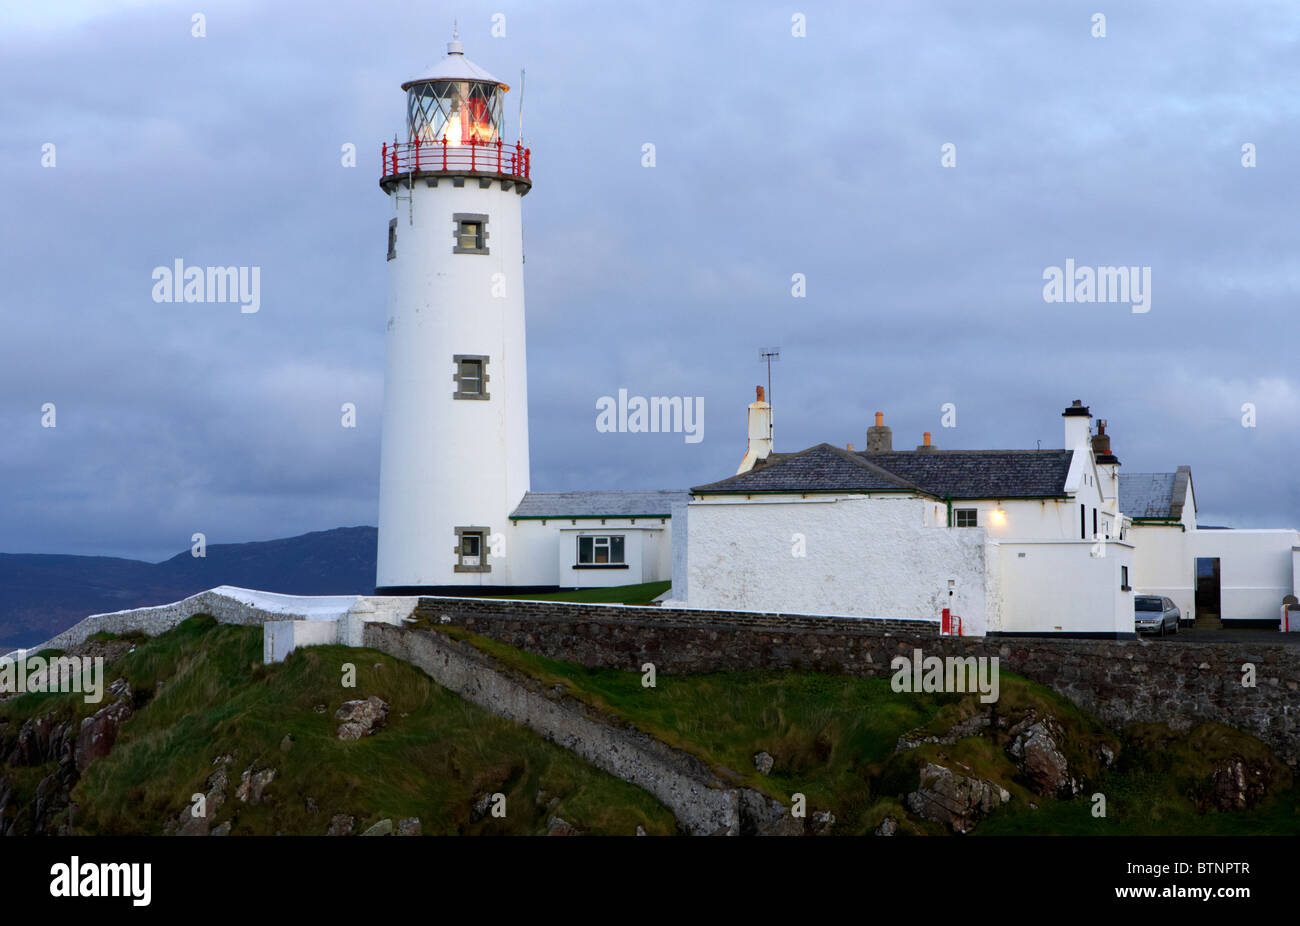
[452,213,489,254]
[454,526,491,573]
[953,508,977,528]
[452,355,490,400]
[387,218,397,261]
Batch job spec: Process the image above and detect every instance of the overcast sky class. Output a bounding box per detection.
[2,0,1297,562]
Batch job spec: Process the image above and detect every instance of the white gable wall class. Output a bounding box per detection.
[684,493,990,633]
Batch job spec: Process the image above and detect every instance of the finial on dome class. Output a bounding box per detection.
[448,21,464,55]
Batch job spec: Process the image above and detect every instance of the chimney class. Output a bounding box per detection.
[846,442,855,452]
[735,385,773,474]
[1062,399,1091,449]
[915,431,936,452]
[1092,419,1119,464]
[1092,418,1121,513]
[866,411,892,452]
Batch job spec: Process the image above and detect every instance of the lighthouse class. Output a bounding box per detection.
[375,32,533,594]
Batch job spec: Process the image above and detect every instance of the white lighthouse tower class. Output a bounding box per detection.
[375,32,533,594]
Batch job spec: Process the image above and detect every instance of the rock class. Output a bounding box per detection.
[897,712,991,751]
[809,809,835,836]
[737,789,801,836]
[546,816,580,836]
[361,818,394,836]
[1212,757,1271,811]
[326,814,355,836]
[313,704,326,714]
[753,751,774,775]
[1007,716,1078,797]
[906,762,1010,834]
[306,797,319,814]
[397,817,421,836]
[107,677,130,698]
[210,821,231,837]
[471,792,494,822]
[74,699,134,773]
[279,734,294,753]
[1097,744,1117,768]
[335,696,389,740]
[635,825,647,836]
[875,816,898,836]
[236,767,275,804]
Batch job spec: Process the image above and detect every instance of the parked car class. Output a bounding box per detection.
[1135,595,1181,636]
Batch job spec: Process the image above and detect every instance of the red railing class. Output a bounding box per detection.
[380,138,531,181]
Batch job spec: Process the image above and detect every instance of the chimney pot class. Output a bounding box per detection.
[923,431,931,446]
[874,411,884,427]
[756,385,765,402]
[847,442,855,452]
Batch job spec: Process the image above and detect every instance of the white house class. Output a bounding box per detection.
[674,399,1136,637]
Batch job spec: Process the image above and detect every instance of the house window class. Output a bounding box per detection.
[452,213,489,254]
[387,218,397,261]
[576,535,625,566]
[1080,504,1087,540]
[1093,508,1098,539]
[953,509,977,528]
[454,526,491,573]
[1121,566,1130,591]
[452,355,490,400]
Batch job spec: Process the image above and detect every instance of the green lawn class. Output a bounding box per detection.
[490,580,671,606]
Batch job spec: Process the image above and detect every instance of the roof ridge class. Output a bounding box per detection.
[814,443,924,491]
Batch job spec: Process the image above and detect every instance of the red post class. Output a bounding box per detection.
[496,137,502,173]
[414,138,420,171]
[524,147,531,179]
[442,137,448,170]
[471,139,477,171]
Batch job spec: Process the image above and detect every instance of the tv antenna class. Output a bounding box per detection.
[759,347,780,440]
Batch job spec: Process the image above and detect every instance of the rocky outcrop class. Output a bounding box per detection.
[1212,757,1274,811]
[335,697,389,740]
[906,762,1010,834]
[1006,714,1080,798]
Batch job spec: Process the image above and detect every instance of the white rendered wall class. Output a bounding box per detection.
[995,539,1134,635]
[377,178,530,589]
[1191,529,1300,623]
[1128,524,1195,621]
[684,494,990,633]
[670,502,689,601]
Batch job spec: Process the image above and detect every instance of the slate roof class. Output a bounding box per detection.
[858,450,1075,499]
[1119,471,1193,520]
[510,490,690,519]
[691,444,923,495]
[691,445,1075,499]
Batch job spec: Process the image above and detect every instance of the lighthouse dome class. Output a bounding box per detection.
[401,34,510,91]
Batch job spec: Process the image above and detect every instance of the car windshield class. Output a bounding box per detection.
[1135,597,1163,612]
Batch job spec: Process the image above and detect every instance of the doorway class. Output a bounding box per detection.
[1195,557,1221,629]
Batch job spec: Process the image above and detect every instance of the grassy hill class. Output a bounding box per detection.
[3,614,1297,836]
[0,616,673,836]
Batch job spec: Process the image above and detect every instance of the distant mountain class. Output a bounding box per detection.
[0,527,377,648]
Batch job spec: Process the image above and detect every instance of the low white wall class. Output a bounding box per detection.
[1192,529,1300,623]
[264,619,340,663]
[995,539,1134,636]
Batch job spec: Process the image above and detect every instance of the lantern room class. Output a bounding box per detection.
[401,31,508,146]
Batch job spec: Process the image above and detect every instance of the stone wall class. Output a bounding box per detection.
[364,622,779,834]
[412,597,1300,766]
